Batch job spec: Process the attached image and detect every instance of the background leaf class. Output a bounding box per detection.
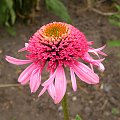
[107,40,120,47]
[109,4,120,27]
[45,0,72,23]
[5,0,16,25]
[0,0,16,26]
[6,26,16,36]
[0,0,8,25]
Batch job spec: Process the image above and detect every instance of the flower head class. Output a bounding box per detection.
[6,22,107,104]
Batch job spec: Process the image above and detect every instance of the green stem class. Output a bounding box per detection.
[62,93,69,120]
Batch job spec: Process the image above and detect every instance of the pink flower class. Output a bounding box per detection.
[5,22,107,104]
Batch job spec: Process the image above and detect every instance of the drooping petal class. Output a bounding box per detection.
[90,63,94,72]
[30,68,41,93]
[88,45,105,52]
[72,62,99,84]
[42,69,57,87]
[98,63,105,72]
[83,53,105,72]
[38,87,47,97]
[18,47,26,52]
[88,45,107,56]
[5,56,32,65]
[18,63,36,85]
[54,65,67,104]
[38,68,56,98]
[97,51,107,56]
[46,69,56,99]
[48,83,56,100]
[88,49,100,58]
[70,68,77,91]
[90,59,105,72]
[87,41,94,45]
[18,43,29,52]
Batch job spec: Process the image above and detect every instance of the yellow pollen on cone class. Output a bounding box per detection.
[41,22,69,42]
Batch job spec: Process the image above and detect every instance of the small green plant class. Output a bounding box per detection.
[111,107,120,116]
[75,115,82,120]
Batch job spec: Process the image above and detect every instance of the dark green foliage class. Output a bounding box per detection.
[108,4,120,47]
[0,0,16,36]
[0,0,72,36]
[0,0,16,26]
[14,0,37,18]
[109,4,120,27]
[45,0,72,24]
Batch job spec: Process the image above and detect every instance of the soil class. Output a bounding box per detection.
[0,1,120,120]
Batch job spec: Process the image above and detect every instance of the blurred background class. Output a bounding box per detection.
[0,0,120,120]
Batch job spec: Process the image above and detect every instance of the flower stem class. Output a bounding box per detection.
[62,93,69,120]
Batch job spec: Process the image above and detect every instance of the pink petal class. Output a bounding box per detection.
[70,68,77,91]
[18,63,36,85]
[94,45,106,51]
[88,45,107,56]
[42,69,56,87]
[89,45,106,52]
[88,49,100,58]
[38,87,47,97]
[48,83,56,100]
[54,65,67,104]
[5,56,32,65]
[98,63,105,72]
[47,69,56,99]
[30,68,41,93]
[87,41,94,45]
[83,53,105,72]
[90,59,105,72]
[18,47,26,52]
[18,43,29,52]
[97,51,107,56]
[72,62,99,84]
[90,63,94,72]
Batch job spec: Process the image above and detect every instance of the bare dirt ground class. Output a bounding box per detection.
[0,1,120,120]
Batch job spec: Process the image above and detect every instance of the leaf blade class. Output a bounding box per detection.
[75,115,82,120]
[45,0,72,23]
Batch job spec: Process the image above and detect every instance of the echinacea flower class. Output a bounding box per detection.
[6,22,107,104]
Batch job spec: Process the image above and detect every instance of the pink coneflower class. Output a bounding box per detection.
[6,22,107,104]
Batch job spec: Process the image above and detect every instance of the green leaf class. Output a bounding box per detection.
[9,8,16,25]
[45,0,72,23]
[5,0,13,9]
[109,18,120,27]
[107,40,120,47]
[5,0,16,25]
[0,0,8,25]
[115,4,120,11]
[75,115,82,120]
[6,26,16,36]
[109,4,120,27]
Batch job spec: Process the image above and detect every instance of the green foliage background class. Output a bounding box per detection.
[0,0,71,36]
